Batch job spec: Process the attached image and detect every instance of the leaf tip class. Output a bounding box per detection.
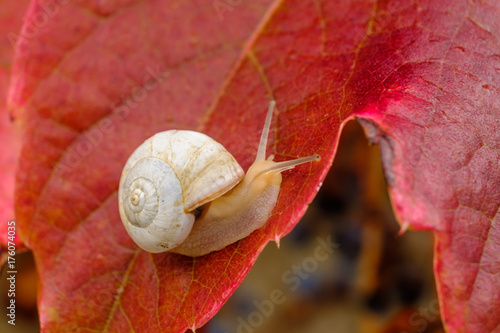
[274,234,281,248]
[398,222,410,235]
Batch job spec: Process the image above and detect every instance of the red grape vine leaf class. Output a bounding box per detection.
[0,0,31,258]
[8,0,499,332]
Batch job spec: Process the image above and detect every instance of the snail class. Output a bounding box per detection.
[118,101,320,256]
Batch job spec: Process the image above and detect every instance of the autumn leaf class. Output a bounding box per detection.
[0,0,31,257]
[8,0,499,332]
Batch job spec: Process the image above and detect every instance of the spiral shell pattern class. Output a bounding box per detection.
[118,130,244,253]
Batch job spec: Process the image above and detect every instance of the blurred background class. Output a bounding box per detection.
[0,121,443,333]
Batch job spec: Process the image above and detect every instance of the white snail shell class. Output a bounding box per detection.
[118,130,244,253]
[118,101,320,256]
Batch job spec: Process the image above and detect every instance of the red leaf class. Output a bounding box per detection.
[0,0,31,255]
[10,0,499,332]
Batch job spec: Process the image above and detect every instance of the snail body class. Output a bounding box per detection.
[118,101,319,256]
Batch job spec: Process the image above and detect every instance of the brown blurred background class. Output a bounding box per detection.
[0,120,443,333]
